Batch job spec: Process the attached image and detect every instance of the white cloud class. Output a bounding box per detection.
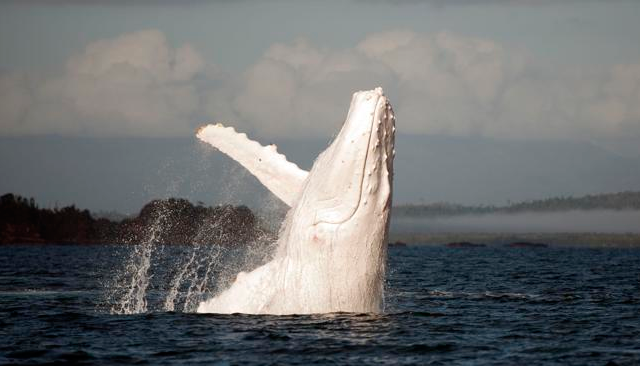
[1,29,639,141]
[0,29,206,137]
[215,30,640,140]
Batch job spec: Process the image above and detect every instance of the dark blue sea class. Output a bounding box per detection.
[1,244,639,365]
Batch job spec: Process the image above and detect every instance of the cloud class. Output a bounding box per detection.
[213,38,395,137]
[1,28,639,141]
[209,30,639,140]
[0,29,206,137]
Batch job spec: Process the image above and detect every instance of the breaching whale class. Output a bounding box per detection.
[196,87,395,314]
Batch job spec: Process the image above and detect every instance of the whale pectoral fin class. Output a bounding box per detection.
[197,124,309,206]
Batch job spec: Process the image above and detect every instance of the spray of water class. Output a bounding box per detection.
[163,209,234,313]
[110,203,171,314]
[107,142,280,315]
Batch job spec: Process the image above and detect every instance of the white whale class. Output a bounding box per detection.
[196,87,395,314]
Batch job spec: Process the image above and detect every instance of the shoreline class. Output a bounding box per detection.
[389,232,640,248]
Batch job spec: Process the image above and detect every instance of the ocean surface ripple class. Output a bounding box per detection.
[1,244,639,365]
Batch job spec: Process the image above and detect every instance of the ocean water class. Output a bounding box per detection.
[1,244,639,365]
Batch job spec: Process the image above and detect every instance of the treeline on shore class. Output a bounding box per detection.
[395,191,640,217]
[0,193,270,245]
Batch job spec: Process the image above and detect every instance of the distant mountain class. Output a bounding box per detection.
[394,191,640,217]
[1,135,640,212]
[392,134,640,206]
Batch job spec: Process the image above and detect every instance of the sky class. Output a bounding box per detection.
[1,0,640,212]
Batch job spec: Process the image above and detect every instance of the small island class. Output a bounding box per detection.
[445,242,487,248]
[505,242,548,248]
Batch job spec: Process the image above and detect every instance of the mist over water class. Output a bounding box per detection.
[392,210,640,234]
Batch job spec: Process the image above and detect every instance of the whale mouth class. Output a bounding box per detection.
[312,89,388,225]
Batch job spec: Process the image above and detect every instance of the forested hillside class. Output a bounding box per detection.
[394,191,640,217]
[0,193,269,245]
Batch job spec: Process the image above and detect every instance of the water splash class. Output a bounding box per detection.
[107,204,273,314]
[162,250,198,312]
[105,140,293,315]
[110,203,171,314]
[162,212,231,313]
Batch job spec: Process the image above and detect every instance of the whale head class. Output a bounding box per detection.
[297,87,395,226]
[275,87,395,312]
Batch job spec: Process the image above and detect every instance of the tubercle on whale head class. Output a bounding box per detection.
[300,87,395,225]
[365,90,395,211]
